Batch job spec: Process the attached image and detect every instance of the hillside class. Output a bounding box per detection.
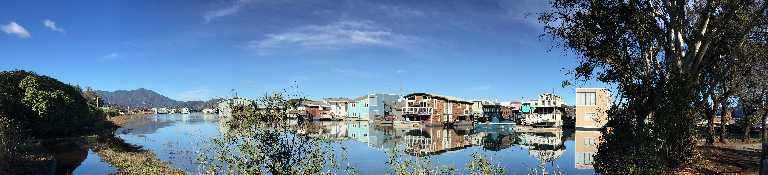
[95,88,221,109]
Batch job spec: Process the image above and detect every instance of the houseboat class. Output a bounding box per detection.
[348,93,400,121]
[152,107,170,114]
[298,100,334,121]
[471,101,503,123]
[402,93,473,127]
[520,93,565,127]
[324,98,354,119]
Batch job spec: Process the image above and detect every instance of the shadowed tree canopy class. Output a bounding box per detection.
[540,0,767,173]
[0,70,107,138]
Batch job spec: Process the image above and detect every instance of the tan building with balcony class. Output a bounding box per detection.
[575,88,611,129]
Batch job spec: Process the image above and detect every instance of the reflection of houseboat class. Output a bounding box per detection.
[575,130,601,169]
[401,127,483,156]
[402,93,473,127]
[518,131,566,174]
[520,93,565,127]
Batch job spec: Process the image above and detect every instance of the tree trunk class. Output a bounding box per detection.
[761,110,767,175]
[719,104,729,143]
[706,110,716,144]
[744,122,751,142]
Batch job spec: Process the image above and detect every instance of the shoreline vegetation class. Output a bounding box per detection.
[0,70,181,174]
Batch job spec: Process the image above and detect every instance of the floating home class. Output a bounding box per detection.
[324,98,354,119]
[471,101,503,123]
[519,93,566,127]
[402,93,473,127]
[348,93,400,121]
[299,100,334,120]
[575,88,611,129]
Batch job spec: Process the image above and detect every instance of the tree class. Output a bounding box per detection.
[0,70,107,138]
[733,38,768,173]
[540,0,768,173]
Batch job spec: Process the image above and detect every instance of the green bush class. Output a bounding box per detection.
[0,70,107,138]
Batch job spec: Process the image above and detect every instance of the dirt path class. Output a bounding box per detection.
[681,142,761,174]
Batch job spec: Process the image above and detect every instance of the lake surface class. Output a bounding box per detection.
[81,113,599,174]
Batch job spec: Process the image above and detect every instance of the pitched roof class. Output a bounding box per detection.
[403,92,471,104]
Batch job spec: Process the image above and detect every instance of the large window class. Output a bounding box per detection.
[584,112,596,121]
[577,92,596,106]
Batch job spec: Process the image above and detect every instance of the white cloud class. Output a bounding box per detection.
[42,19,65,33]
[1,22,31,38]
[396,69,408,74]
[247,20,418,54]
[178,88,212,101]
[204,0,254,23]
[102,53,119,60]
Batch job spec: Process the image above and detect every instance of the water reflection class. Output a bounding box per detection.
[97,113,596,174]
[574,130,600,170]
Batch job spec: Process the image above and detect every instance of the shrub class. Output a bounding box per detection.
[0,70,107,138]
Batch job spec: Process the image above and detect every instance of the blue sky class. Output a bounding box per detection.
[1,0,605,104]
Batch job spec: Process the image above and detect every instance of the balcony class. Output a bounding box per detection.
[403,107,433,115]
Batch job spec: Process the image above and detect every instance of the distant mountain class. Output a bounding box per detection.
[95,88,221,109]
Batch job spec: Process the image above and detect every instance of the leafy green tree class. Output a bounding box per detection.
[540,0,768,173]
[0,70,108,138]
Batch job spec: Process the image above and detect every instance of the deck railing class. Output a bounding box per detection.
[403,107,433,115]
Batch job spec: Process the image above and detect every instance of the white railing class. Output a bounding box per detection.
[403,107,433,115]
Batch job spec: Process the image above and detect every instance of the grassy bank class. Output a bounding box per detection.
[90,114,184,175]
[88,135,183,175]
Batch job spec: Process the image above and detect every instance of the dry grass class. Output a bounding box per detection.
[679,142,761,175]
[89,135,185,175]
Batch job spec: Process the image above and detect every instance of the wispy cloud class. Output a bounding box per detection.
[42,19,65,33]
[204,0,255,23]
[1,22,31,38]
[246,20,418,55]
[396,69,408,74]
[499,0,548,27]
[378,5,425,17]
[178,88,212,101]
[101,53,119,61]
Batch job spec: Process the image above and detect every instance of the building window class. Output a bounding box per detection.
[577,92,596,106]
[584,112,596,121]
[584,137,596,146]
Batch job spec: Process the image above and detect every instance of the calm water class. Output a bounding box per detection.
[77,113,599,174]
